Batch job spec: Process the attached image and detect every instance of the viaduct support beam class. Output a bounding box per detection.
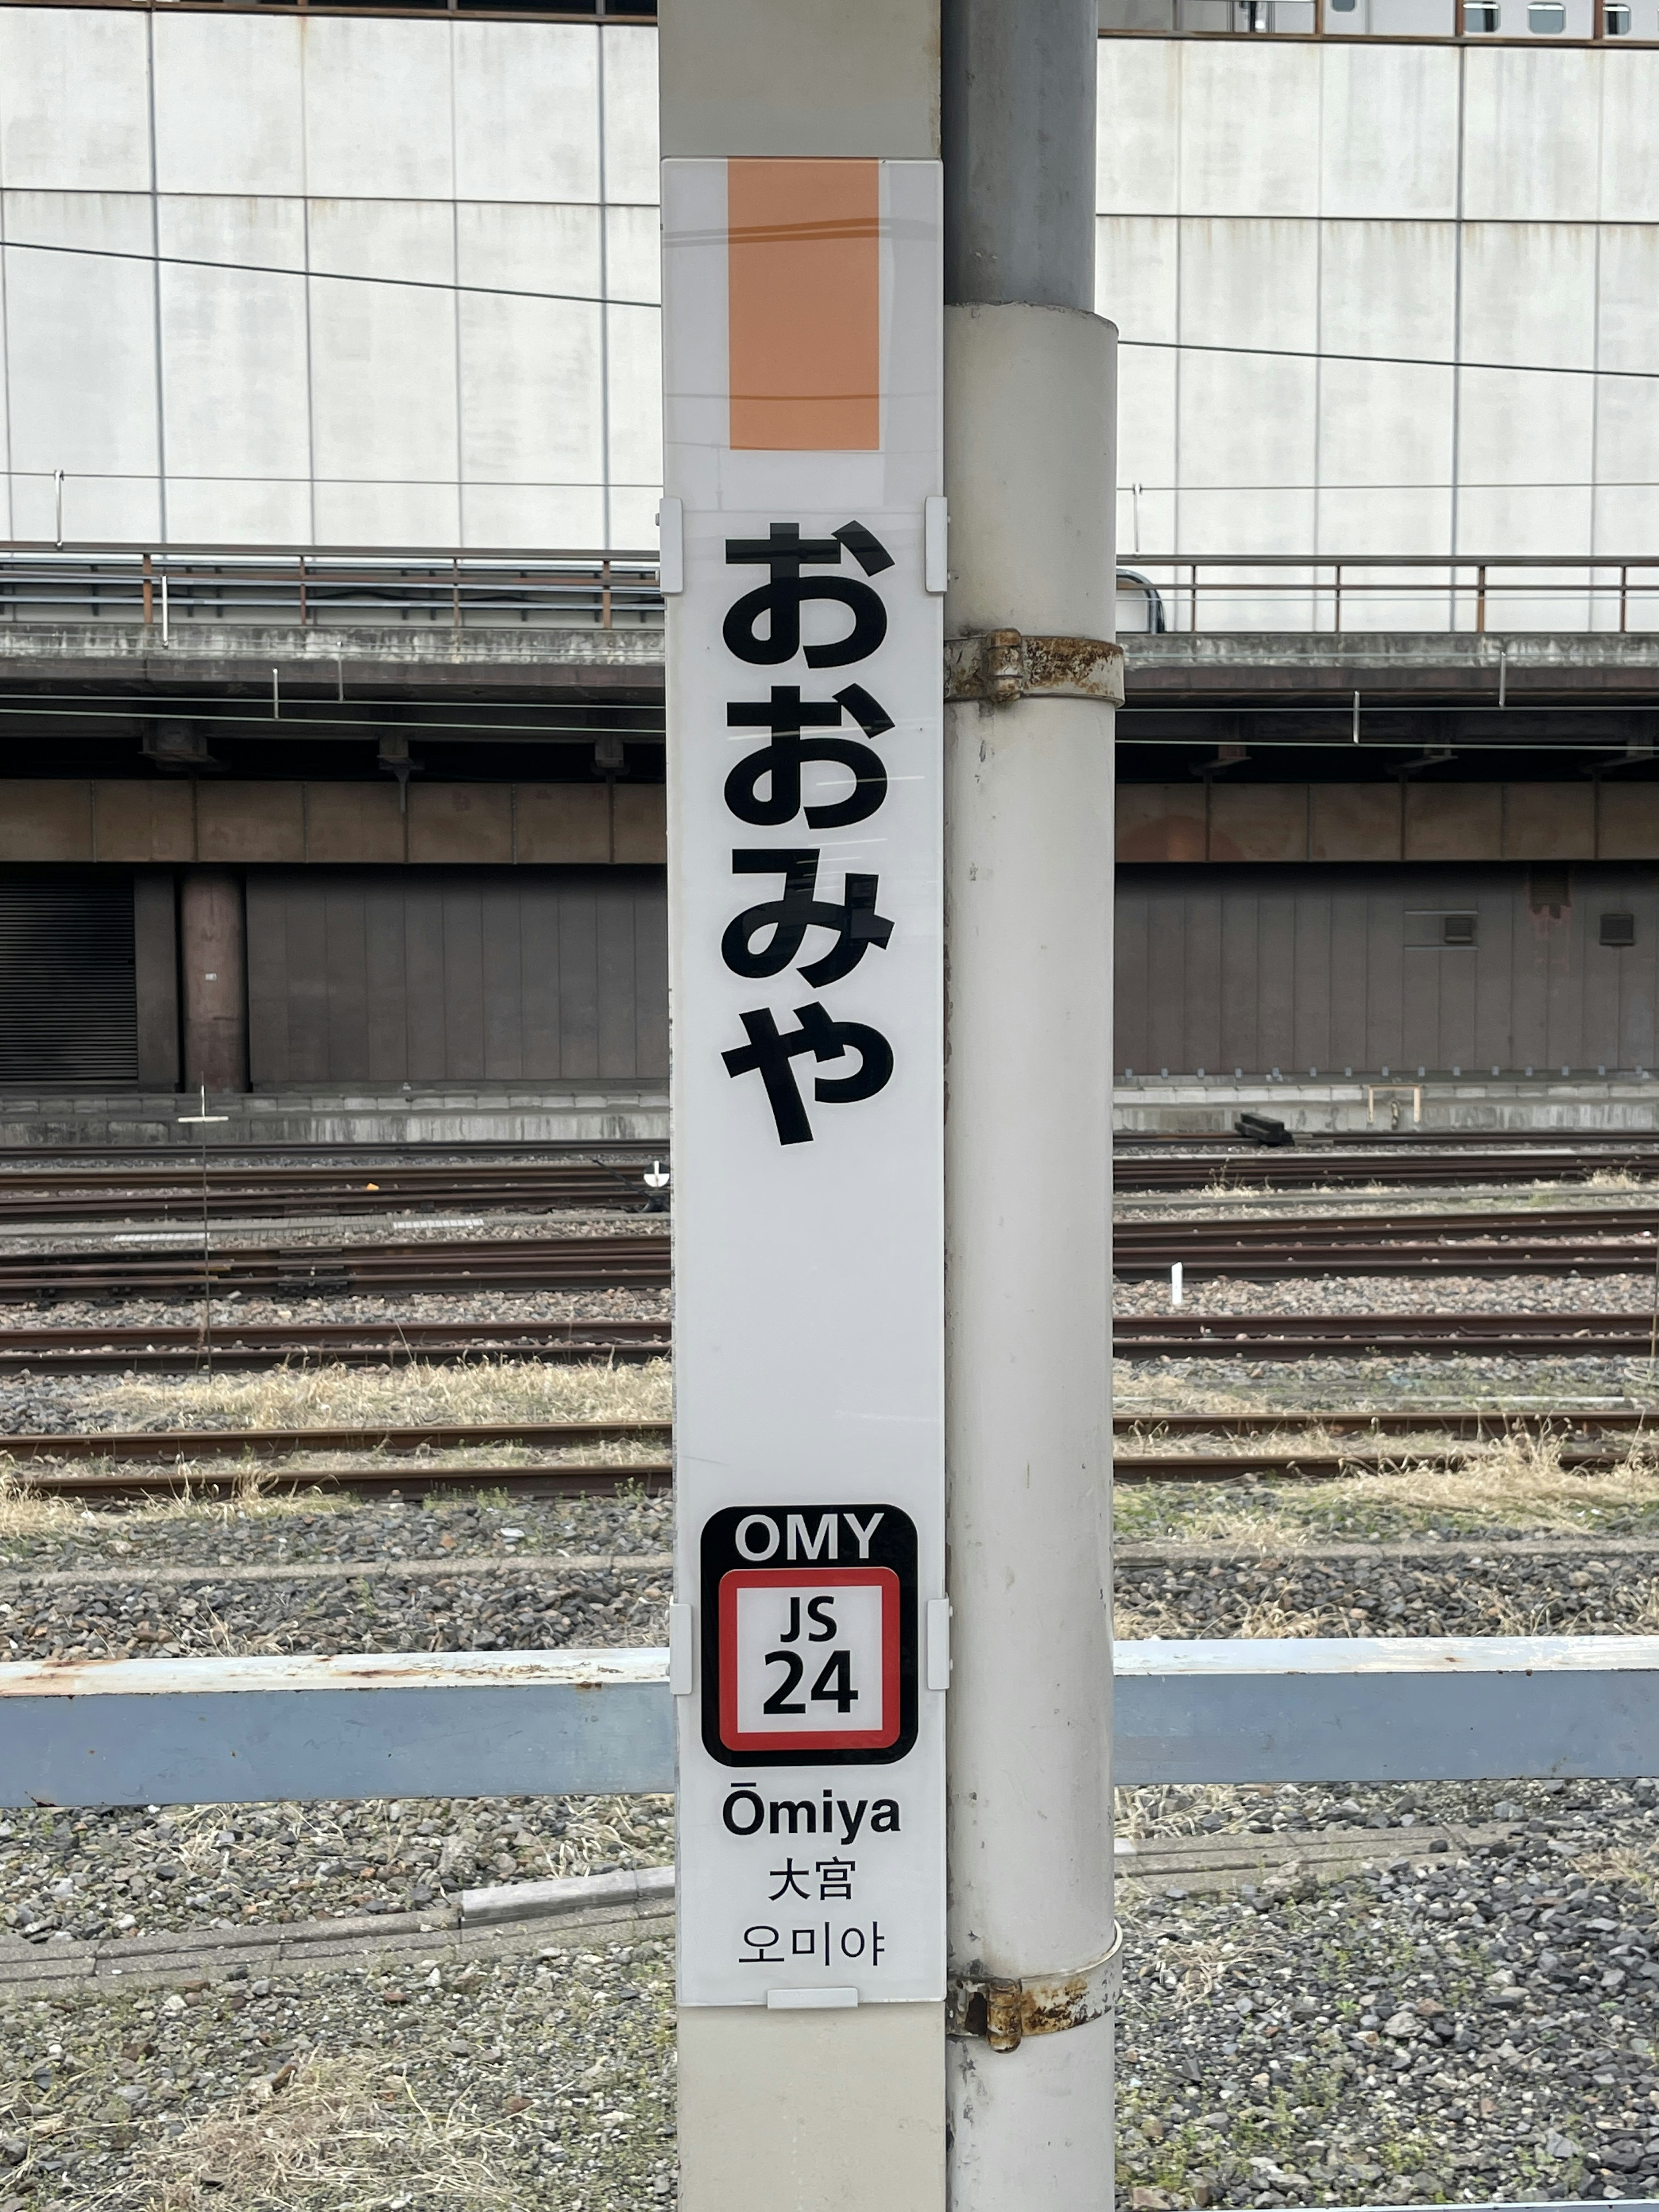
[941,6,1117,2207]
[179,867,248,1095]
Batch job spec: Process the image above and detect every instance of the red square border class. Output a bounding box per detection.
[717,1566,901,1756]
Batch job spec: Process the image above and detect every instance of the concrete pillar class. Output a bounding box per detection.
[179,870,248,1094]
[941,4,1119,2206]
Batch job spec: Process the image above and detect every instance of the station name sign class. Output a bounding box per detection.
[663,154,946,2010]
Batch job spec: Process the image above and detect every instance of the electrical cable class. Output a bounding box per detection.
[6,233,1659,387]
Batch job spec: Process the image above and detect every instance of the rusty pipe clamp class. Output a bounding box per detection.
[947,1922,1125,2054]
[944,628,1125,708]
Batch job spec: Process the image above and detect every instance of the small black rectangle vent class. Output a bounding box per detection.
[0,879,137,1084]
[1601,912,1638,947]
[1443,912,1477,946]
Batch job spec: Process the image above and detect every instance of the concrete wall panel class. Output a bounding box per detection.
[0,9,150,192]
[1116,785,1207,862]
[0,784,92,861]
[454,23,599,203]
[197,785,306,864]
[1209,783,1308,863]
[606,300,664,510]
[601,25,660,206]
[1503,783,1596,859]
[1095,39,1182,217]
[456,204,603,487]
[611,782,668,864]
[1463,48,1602,223]
[1597,785,1659,860]
[303,784,407,865]
[1403,784,1503,861]
[307,199,458,501]
[1178,44,1321,218]
[407,785,514,864]
[1598,51,1659,225]
[152,16,305,197]
[1317,43,1458,220]
[301,18,455,201]
[93,782,195,864]
[513,784,610,864]
[3,192,160,508]
[158,198,311,485]
[1309,784,1401,861]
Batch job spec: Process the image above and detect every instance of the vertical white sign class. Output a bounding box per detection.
[664,154,945,2010]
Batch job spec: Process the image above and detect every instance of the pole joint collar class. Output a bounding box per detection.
[947,1923,1125,2053]
[944,629,1125,708]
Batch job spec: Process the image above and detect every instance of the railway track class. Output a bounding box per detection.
[0,1405,1637,1464]
[0,1158,662,1224]
[1115,1131,1659,1192]
[0,1309,1653,1366]
[1,1405,1652,1504]
[0,1317,670,1370]
[0,1230,670,1300]
[1115,1310,1659,1357]
[1115,1202,1659,1276]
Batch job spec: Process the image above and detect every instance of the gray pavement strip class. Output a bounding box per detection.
[1115,1820,1524,1897]
[0,1862,678,1996]
[0,1550,675,1592]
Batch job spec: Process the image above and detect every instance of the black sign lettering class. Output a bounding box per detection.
[721,1002,893,1146]
[721,851,893,987]
[722,521,893,667]
[724,684,893,829]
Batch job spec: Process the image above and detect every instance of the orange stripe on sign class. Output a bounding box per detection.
[728,158,881,453]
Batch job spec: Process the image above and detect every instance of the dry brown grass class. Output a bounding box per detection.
[1121,1431,1659,1541]
[106,2053,515,2212]
[0,1460,346,1542]
[1115,1781,1278,1841]
[100,1356,673,1434]
[1326,1432,1659,1528]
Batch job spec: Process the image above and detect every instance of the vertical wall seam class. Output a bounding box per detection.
[1312,41,1325,585]
[1448,42,1466,604]
[1588,50,1605,605]
[597,21,613,549]
[1171,46,1183,580]
[299,19,318,547]
[449,16,464,546]
[146,13,169,541]
[0,159,13,539]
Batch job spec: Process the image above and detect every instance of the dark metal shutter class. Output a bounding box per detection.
[0,877,138,1083]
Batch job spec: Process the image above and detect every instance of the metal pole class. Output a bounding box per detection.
[941,4,1118,2207]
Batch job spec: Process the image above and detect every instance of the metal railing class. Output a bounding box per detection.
[1116,553,1659,636]
[2,543,1652,642]
[0,544,664,635]
[3,1634,1654,1806]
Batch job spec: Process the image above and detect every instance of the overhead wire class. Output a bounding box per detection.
[5,234,1659,384]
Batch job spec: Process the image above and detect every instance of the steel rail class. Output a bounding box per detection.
[1115,1311,1659,1357]
[0,1417,668,1459]
[0,1230,671,1299]
[1115,1149,1659,1192]
[15,1446,1651,1503]
[1112,1444,1652,1484]
[6,1460,672,1502]
[0,1318,671,1369]
[1115,1406,1659,1437]
[0,1403,1627,1464]
[0,1164,658,1223]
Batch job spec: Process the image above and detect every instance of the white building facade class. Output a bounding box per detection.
[2,6,1657,606]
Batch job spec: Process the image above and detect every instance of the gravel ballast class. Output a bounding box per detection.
[6,1351,1659,2204]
